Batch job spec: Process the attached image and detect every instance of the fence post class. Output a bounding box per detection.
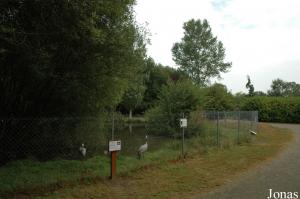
[182,113,185,158]
[256,111,259,133]
[224,111,227,128]
[237,111,240,144]
[250,111,254,131]
[217,111,220,147]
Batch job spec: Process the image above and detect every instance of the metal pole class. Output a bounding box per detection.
[182,113,185,158]
[237,111,240,144]
[111,110,115,140]
[250,111,254,131]
[217,111,219,147]
[256,111,259,133]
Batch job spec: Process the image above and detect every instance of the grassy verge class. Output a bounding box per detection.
[25,123,294,199]
[0,142,180,198]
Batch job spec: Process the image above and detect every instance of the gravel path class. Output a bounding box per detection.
[193,123,300,199]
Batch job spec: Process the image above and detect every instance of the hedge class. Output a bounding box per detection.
[241,97,300,123]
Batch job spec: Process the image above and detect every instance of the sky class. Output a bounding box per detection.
[134,0,300,93]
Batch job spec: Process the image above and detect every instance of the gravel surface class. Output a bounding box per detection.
[193,123,300,199]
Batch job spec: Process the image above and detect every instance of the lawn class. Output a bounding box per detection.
[1,123,293,199]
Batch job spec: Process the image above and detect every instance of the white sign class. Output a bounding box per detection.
[180,118,187,128]
[109,140,121,152]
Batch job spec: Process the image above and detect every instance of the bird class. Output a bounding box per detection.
[138,135,148,159]
[79,143,87,158]
[249,130,257,135]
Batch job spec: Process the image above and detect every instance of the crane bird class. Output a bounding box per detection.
[79,143,87,158]
[138,135,148,159]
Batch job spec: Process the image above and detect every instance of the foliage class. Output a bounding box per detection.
[146,80,201,137]
[0,0,146,117]
[253,91,267,96]
[187,110,210,139]
[121,83,145,117]
[0,0,148,164]
[200,83,234,111]
[139,58,189,112]
[267,78,300,97]
[120,63,147,117]
[241,97,300,123]
[246,75,255,97]
[142,58,171,109]
[172,19,232,86]
[0,114,125,165]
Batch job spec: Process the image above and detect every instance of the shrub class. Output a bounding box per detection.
[241,97,300,123]
[200,83,234,111]
[146,80,201,137]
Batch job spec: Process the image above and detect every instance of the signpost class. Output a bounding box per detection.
[109,140,121,179]
[180,114,187,159]
[180,118,187,128]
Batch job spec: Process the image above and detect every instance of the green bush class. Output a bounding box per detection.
[200,83,235,111]
[146,80,201,137]
[241,97,300,123]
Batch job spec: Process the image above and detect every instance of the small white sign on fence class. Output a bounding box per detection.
[109,140,121,152]
[180,118,187,128]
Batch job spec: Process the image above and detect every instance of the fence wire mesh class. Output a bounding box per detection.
[0,111,258,196]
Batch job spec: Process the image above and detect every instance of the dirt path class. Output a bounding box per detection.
[193,123,300,199]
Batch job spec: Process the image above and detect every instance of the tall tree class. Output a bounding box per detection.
[0,0,146,117]
[268,78,300,97]
[141,57,185,110]
[246,75,255,97]
[172,19,232,86]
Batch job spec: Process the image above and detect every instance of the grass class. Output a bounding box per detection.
[0,123,293,199]
[0,143,180,198]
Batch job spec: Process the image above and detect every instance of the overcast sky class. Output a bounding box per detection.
[134,0,300,93]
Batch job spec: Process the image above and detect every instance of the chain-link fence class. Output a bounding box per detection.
[0,111,258,196]
[198,111,259,149]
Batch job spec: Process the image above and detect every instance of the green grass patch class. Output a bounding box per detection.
[30,123,293,199]
[0,140,180,198]
[0,123,293,199]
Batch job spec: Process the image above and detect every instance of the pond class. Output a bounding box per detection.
[106,124,175,157]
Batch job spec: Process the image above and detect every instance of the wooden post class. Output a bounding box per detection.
[110,151,117,179]
[109,140,121,179]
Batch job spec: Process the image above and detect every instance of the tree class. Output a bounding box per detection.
[141,58,187,110]
[0,0,149,164]
[172,19,232,86]
[246,75,255,97]
[121,80,146,119]
[268,78,300,97]
[253,91,267,96]
[0,0,146,117]
[146,80,200,137]
[201,83,234,111]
